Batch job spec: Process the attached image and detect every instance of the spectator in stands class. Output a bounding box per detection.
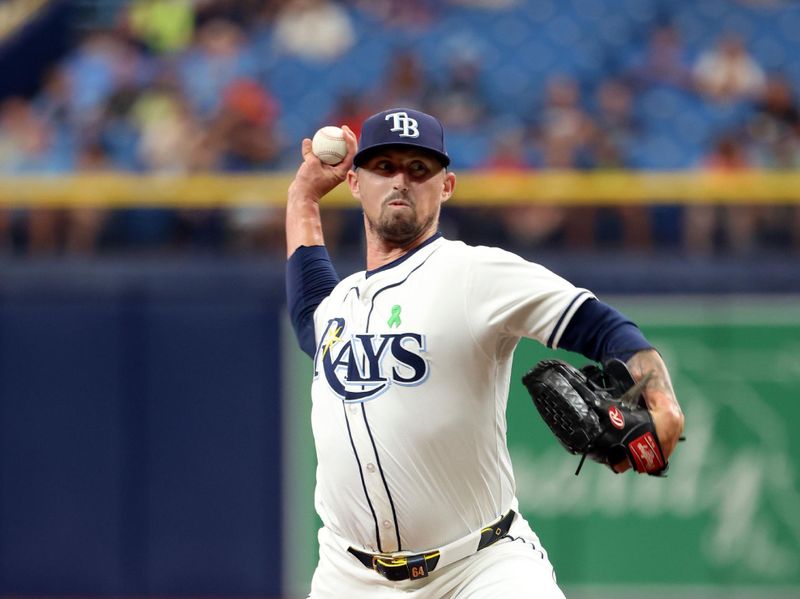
[742,75,800,251]
[32,66,74,133]
[693,34,766,103]
[533,75,594,169]
[523,75,595,249]
[481,125,566,251]
[589,78,651,250]
[1,92,114,255]
[134,86,205,172]
[592,79,639,163]
[65,141,111,254]
[628,23,692,90]
[125,0,195,55]
[425,52,487,131]
[211,77,280,171]
[99,85,142,170]
[378,50,430,109]
[177,19,258,120]
[483,127,530,172]
[0,97,70,254]
[101,85,201,251]
[0,97,54,173]
[272,0,355,61]
[685,135,758,255]
[746,75,800,166]
[133,83,229,251]
[325,90,375,139]
[65,31,152,128]
[63,32,121,123]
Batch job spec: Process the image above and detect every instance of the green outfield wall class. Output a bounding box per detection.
[283,297,800,599]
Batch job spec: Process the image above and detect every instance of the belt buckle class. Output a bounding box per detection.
[373,552,437,581]
[371,554,406,570]
[372,554,411,581]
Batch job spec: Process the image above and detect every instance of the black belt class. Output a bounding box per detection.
[348,510,516,581]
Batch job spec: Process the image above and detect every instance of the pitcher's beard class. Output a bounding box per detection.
[367,206,435,245]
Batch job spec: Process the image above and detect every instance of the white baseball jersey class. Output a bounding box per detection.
[310,235,594,554]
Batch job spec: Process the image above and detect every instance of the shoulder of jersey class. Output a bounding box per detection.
[441,238,530,265]
[328,270,362,297]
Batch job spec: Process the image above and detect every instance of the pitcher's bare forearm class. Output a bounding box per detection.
[627,348,685,459]
[286,188,325,258]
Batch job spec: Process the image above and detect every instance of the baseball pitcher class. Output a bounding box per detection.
[285,108,685,598]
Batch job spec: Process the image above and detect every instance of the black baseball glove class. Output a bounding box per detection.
[521,359,668,476]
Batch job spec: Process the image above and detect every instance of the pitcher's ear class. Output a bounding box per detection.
[442,171,456,202]
[347,168,360,199]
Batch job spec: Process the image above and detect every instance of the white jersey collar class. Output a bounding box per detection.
[364,232,443,279]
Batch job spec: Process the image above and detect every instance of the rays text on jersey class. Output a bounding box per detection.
[314,318,429,402]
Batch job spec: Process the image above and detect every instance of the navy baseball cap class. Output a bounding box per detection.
[353,108,450,168]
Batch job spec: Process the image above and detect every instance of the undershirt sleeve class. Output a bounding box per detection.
[557,298,653,363]
[286,245,340,358]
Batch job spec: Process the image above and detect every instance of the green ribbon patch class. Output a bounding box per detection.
[387,305,402,328]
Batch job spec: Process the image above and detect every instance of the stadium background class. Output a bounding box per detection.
[0,1,798,598]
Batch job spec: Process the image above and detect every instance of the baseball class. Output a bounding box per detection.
[312,126,347,165]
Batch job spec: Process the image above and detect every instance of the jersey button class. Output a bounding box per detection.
[382,520,392,529]
[366,463,376,472]
[348,405,358,414]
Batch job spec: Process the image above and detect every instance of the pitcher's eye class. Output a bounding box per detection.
[409,161,429,176]
[375,160,395,174]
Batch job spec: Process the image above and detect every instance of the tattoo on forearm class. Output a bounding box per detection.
[628,350,682,411]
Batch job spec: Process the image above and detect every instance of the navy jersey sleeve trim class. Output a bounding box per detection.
[286,245,340,358]
[546,290,593,349]
[557,298,653,363]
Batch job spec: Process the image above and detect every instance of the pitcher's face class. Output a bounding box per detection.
[348,148,455,245]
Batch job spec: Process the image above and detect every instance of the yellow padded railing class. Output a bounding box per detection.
[1,170,800,208]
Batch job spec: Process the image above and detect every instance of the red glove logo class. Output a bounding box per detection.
[608,406,625,429]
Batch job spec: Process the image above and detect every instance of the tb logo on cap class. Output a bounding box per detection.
[385,111,419,138]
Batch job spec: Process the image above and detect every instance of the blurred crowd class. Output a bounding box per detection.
[0,0,799,257]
